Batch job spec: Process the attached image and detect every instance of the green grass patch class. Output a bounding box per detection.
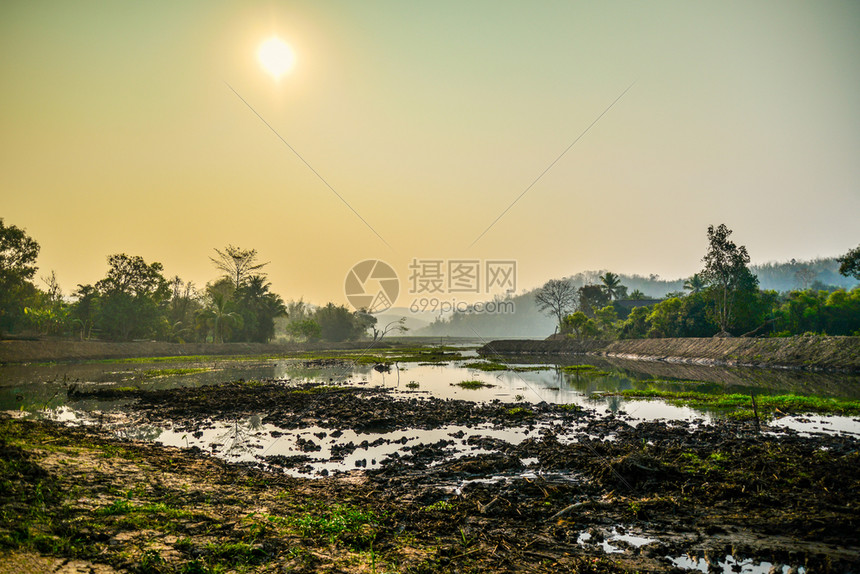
[511,365,551,372]
[290,504,380,549]
[560,365,597,372]
[91,355,232,364]
[616,389,860,417]
[462,361,509,372]
[452,380,494,390]
[421,500,454,512]
[142,367,211,378]
[462,361,550,373]
[558,403,583,412]
[505,407,534,417]
[96,444,141,460]
[309,348,467,366]
[677,451,731,474]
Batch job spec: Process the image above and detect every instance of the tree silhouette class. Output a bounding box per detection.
[599,272,624,300]
[701,224,758,335]
[235,275,287,342]
[210,245,268,289]
[535,279,577,331]
[198,289,243,343]
[683,273,706,295]
[837,245,860,280]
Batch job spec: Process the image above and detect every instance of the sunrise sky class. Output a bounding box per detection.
[2,1,859,306]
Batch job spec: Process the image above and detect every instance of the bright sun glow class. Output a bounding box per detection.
[258,36,295,80]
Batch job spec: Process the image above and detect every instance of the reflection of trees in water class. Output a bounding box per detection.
[557,369,632,396]
[214,415,263,458]
[115,424,163,441]
[36,406,75,422]
[603,394,622,415]
[374,362,402,389]
[272,361,372,386]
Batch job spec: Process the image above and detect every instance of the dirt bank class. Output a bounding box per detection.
[479,335,860,372]
[0,339,391,364]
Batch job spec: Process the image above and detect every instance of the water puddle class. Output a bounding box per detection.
[668,553,807,573]
[771,414,860,437]
[118,415,554,477]
[574,527,810,573]
[577,526,657,553]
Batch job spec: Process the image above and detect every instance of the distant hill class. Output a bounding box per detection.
[751,258,857,292]
[372,308,432,333]
[411,292,555,339]
[409,259,859,339]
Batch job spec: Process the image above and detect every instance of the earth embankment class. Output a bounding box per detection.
[479,335,860,372]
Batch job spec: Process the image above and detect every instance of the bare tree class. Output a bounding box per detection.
[370,316,409,342]
[210,245,268,289]
[534,279,577,331]
[41,270,62,304]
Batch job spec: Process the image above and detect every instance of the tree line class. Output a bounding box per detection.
[0,218,387,343]
[536,224,860,339]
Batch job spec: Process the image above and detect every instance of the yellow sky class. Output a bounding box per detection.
[2,1,859,306]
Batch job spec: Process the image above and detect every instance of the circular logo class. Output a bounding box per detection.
[345,260,399,313]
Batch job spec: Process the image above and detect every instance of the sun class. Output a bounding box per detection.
[257,36,295,80]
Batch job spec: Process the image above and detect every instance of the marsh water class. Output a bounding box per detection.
[3,351,859,472]
[3,351,855,573]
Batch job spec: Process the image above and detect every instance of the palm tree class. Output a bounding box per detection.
[599,272,624,301]
[198,290,242,343]
[235,275,287,342]
[683,273,706,295]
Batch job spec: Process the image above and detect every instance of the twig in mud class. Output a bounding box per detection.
[451,548,482,560]
[751,393,761,433]
[478,497,500,513]
[549,502,587,521]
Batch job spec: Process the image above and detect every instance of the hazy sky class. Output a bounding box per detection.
[2,1,859,307]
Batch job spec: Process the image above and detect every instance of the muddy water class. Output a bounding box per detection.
[3,354,859,475]
[3,354,858,415]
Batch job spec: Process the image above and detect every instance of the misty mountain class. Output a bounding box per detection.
[751,258,857,292]
[371,309,432,333]
[412,292,556,339]
[408,258,859,339]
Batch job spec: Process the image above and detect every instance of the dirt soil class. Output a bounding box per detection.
[2,380,859,573]
[482,336,860,372]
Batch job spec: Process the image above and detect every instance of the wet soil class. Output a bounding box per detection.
[4,380,860,572]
